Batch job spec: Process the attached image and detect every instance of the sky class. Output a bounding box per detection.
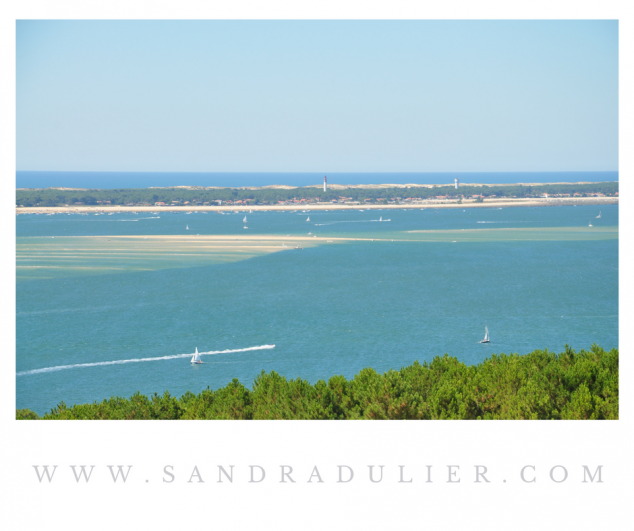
[16,20,618,173]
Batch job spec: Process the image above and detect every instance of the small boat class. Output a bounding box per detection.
[479,324,490,344]
[596,211,602,219]
[244,226,248,229]
[588,220,593,227]
[306,217,310,222]
[379,216,382,222]
[191,347,203,364]
[243,216,247,223]
[186,225,189,230]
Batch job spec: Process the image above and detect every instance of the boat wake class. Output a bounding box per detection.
[84,217,160,222]
[16,345,276,376]
[117,216,161,221]
[314,219,389,226]
[476,221,533,224]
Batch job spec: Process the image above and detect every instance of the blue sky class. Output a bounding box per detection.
[16,20,618,172]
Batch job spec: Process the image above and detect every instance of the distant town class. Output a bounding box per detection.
[16,181,618,209]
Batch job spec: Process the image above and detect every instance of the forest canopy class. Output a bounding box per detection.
[16,182,618,207]
[17,344,618,420]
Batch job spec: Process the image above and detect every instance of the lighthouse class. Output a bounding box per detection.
[324,176,327,192]
[455,178,459,189]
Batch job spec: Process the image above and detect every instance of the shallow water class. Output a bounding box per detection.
[16,204,618,414]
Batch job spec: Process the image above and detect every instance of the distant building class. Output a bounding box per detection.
[455,178,459,189]
[324,176,327,192]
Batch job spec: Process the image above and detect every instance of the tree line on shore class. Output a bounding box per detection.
[17,344,618,420]
[16,182,618,207]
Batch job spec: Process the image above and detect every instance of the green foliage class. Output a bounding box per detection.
[16,182,619,207]
[18,345,618,420]
[16,408,39,419]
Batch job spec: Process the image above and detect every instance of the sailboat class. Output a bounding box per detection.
[379,216,382,222]
[306,216,310,222]
[589,220,593,227]
[186,225,189,230]
[243,216,247,223]
[191,347,203,364]
[596,211,602,219]
[479,324,490,344]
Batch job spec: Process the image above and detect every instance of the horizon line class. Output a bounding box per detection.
[16,170,618,174]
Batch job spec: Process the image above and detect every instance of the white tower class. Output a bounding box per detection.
[324,176,327,192]
[455,178,459,189]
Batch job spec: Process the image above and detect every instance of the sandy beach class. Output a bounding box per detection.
[16,196,617,214]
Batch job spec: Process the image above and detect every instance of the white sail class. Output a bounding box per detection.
[479,324,490,343]
[596,211,601,219]
[186,225,189,230]
[589,220,593,227]
[243,216,247,222]
[306,217,310,222]
[379,216,382,222]
[191,347,202,363]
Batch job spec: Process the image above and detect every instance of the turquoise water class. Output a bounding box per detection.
[16,205,618,414]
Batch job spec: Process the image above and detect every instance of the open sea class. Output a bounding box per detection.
[16,204,618,414]
[16,171,618,189]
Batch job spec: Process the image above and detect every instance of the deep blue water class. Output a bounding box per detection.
[16,171,618,189]
[16,205,618,414]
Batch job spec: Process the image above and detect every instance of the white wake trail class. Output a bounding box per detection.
[314,219,388,226]
[16,345,275,376]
